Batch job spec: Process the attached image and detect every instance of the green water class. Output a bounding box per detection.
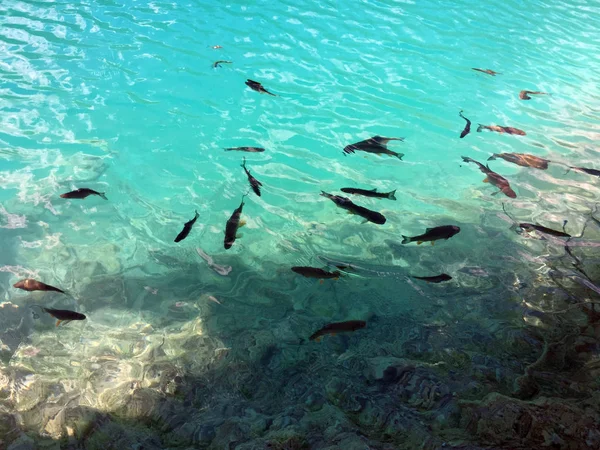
[1,0,600,448]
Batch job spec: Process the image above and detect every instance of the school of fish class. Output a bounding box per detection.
[9,64,600,343]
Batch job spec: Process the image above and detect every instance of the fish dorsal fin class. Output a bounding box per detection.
[369,188,378,192]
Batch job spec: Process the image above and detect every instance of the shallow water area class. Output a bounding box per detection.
[1,0,600,449]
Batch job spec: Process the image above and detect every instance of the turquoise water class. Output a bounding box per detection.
[2,0,600,448]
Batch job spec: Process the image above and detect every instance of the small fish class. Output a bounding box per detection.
[174,210,199,243]
[459,110,471,138]
[213,60,232,68]
[488,153,550,170]
[224,196,245,250]
[211,45,222,49]
[241,158,263,197]
[291,266,341,280]
[477,124,526,136]
[411,273,453,283]
[462,156,517,198]
[340,187,396,201]
[320,191,386,225]
[309,320,366,342]
[60,188,107,200]
[245,79,276,96]
[568,167,600,177]
[13,279,65,294]
[401,225,460,245]
[343,136,404,160]
[519,223,571,238]
[472,68,500,76]
[224,147,265,153]
[519,90,548,100]
[30,305,86,327]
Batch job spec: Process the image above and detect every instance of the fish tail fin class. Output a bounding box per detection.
[565,167,573,175]
[461,156,471,164]
[396,153,405,161]
[388,190,397,201]
[241,157,246,169]
[401,235,411,245]
[99,192,108,200]
[487,154,497,161]
[477,124,484,132]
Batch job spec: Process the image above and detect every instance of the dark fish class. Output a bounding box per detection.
[174,210,199,243]
[224,147,265,153]
[488,153,550,170]
[31,305,86,327]
[213,60,232,68]
[401,225,460,245]
[224,196,245,250]
[411,273,453,283]
[462,156,517,198]
[569,167,600,177]
[309,320,366,342]
[477,124,526,136]
[241,158,263,197]
[472,68,500,76]
[343,135,404,160]
[60,188,107,200]
[13,279,65,294]
[459,110,471,138]
[519,90,548,100]
[320,191,386,225]
[245,79,276,96]
[291,266,341,280]
[519,223,571,238]
[340,187,396,201]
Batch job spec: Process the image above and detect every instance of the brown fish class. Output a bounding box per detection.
[291,266,341,283]
[213,60,232,68]
[488,153,550,170]
[411,273,453,283]
[472,68,500,76]
[519,223,571,238]
[343,136,404,160]
[224,196,245,250]
[309,320,366,342]
[462,156,517,198]
[477,124,526,136]
[519,90,548,100]
[31,305,86,327]
[245,79,276,96]
[568,166,600,177]
[60,188,107,200]
[14,279,65,294]
[402,225,460,245]
[459,110,471,138]
[224,147,265,153]
[320,191,386,225]
[241,157,263,197]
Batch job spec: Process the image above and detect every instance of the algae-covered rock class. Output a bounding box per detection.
[460,393,600,449]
